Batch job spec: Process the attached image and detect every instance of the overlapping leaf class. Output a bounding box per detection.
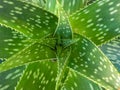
[16,60,57,90]
[0,66,25,90]
[0,41,56,72]
[0,0,58,38]
[0,25,30,59]
[62,69,103,90]
[100,37,120,71]
[69,0,120,45]
[68,34,120,90]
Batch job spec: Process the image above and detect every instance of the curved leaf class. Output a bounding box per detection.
[68,34,120,90]
[69,0,120,45]
[16,60,57,90]
[0,25,30,59]
[100,37,120,71]
[0,0,58,39]
[0,41,56,73]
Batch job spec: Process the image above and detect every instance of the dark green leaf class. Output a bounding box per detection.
[100,37,120,71]
[0,66,25,90]
[0,0,58,39]
[0,25,30,59]
[16,60,57,90]
[69,0,120,45]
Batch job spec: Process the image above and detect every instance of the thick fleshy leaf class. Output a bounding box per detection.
[62,69,103,90]
[68,34,120,90]
[0,25,30,59]
[69,0,120,45]
[16,60,57,90]
[54,3,72,40]
[0,0,58,38]
[100,37,120,71]
[0,66,25,90]
[0,41,56,72]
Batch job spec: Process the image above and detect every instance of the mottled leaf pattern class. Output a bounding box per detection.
[68,34,120,90]
[0,0,58,38]
[16,60,57,90]
[0,25,30,59]
[100,37,120,71]
[0,66,25,90]
[69,0,120,45]
[0,0,120,90]
[62,69,103,90]
[0,42,56,72]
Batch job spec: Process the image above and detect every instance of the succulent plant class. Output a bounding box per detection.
[0,0,120,90]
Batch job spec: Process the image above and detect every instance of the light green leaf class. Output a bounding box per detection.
[0,41,56,72]
[58,0,88,15]
[0,25,30,59]
[68,34,120,90]
[56,47,71,90]
[0,0,58,38]
[0,66,25,90]
[45,0,57,14]
[100,37,120,71]
[16,60,57,90]
[69,0,120,45]
[24,0,46,8]
[62,69,103,90]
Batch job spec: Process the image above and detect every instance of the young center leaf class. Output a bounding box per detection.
[69,0,120,45]
[68,34,120,90]
[0,0,58,39]
[16,60,57,90]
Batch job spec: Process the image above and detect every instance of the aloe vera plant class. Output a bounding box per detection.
[0,0,120,90]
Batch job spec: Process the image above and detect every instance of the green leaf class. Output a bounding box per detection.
[0,41,56,72]
[0,66,25,90]
[16,60,57,90]
[0,25,30,59]
[69,0,120,45]
[68,34,120,90]
[0,0,58,39]
[54,3,72,40]
[100,37,120,71]
[62,69,103,90]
